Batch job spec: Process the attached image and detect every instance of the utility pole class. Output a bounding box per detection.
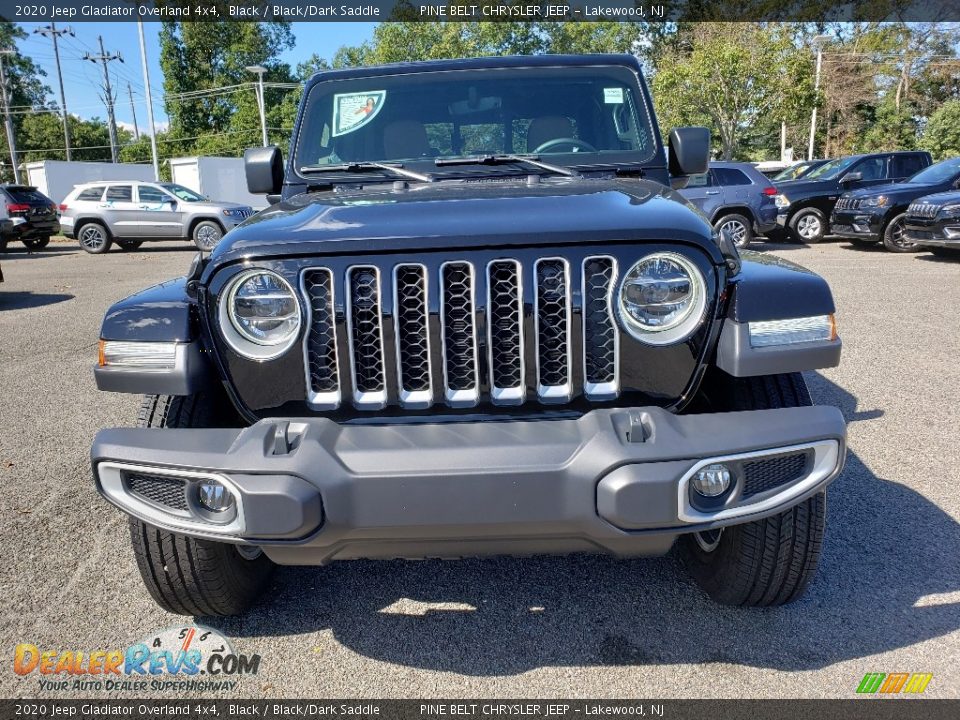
[808,35,830,162]
[33,23,74,161]
[245,65,269,147]
[0,50,20,183]
[127,83,139,140]
[84,37,123,163]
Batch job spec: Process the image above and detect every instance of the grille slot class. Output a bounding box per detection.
[742,452,808,498]
[440,262,480,407]
[302,268,340,409]
[125,472,188,511]
[534,258,572,402]
[487,260,524,405]
[582,256,618,399]
[393,264,432,408]
[346,266,387,408]
[907,202,938,219]
[835,197,861,211]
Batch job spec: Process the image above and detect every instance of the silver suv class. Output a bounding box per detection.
[60,181,254,254]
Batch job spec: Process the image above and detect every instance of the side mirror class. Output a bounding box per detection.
[668,127,710,179]
[245,146,283,195]
[167,199,177,208]
[842,171,862,184]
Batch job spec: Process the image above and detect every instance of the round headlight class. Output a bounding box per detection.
[618,252,707,346]
[220,269,301,359]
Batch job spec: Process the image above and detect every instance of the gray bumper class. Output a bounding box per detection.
[91,406,846,564]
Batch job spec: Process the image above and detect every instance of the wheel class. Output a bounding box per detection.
[116,238,144,251]
[77,222,113,254]
[22,236,50,250]
[788,208,827,244]
[930,247,960,259]
[714,213,754,248]
[192,220,223,251]
[128,393,274,616]
[881,213,919,253]
[680,373,827,606]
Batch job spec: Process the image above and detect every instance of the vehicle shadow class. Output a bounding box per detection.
[212,373,960,674]
[0,291,74,311]
[914,252,960,264]
[0,248,78,259]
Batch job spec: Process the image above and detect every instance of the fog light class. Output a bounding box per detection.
[692,464,731,497]
[197,481,233,512]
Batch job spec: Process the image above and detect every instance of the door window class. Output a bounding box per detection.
[685,172,711,188]
[77,186,105,201]
[890,154,926,178]
[713,167,752,186]
[854,158,886,181]
[105,186,133,202]
[137,185,170,204]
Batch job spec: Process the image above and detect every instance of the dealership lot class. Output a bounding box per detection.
[0,239,958,699]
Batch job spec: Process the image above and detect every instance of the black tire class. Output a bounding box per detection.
[930,247,960,259]
[192,220,224,251]
[22,236,50,250]
[77,221,113,254]
[116,238,144,251]
[128,393,275,616]
[788,207,827,244]
[714,213,754,248]
[680,373,827,607]
[881,213,919,253]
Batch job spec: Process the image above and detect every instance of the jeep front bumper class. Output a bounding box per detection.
[91,406,846,564]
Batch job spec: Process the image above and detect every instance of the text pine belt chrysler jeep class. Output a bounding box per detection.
[91,56,846,616]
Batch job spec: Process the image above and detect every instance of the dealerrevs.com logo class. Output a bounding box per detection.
[13,625,260,693]
[856,672,933,695]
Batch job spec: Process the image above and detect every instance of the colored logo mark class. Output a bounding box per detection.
[857,672,933,694]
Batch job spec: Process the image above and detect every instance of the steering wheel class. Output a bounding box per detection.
[533,137,598,154]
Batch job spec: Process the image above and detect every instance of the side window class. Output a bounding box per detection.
[105,185,132,202]
[855,157,886,181]
[76,186,105,201]
[891,154,926,178]
[685,172,711,188]
[713,168,752,186]
[137,185,169,204]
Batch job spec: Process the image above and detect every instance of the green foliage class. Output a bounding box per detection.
[922,101,960,160]
[19,114,122,163]
[860,97,918,152]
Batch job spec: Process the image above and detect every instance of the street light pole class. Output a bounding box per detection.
[34,23,75,161]
[136,17,161,181]
[245,65,268,147]
[808,35,830,161]
[0,50,20,183]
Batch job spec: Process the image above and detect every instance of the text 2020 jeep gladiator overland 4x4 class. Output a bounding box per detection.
[91,56,845,616]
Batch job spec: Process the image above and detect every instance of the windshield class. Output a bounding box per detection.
[294,66,656,179]
[160,183,205,202]
[906,157,960,184]
[804,156,860,180]
[774,162,818,181]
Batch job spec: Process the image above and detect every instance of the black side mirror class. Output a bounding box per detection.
[668,127,710,180]
[842,171,862,184]
[245,146,283,195]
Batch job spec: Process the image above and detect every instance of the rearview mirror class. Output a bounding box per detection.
[245,146,283,195]
[842,171,862,184]
[668,127,710,181]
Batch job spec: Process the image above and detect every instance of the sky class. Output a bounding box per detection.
[15,22,377,135]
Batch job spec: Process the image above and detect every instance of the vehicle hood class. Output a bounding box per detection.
[906,190,960,207]
[775,178,840,197]
[209,177,720,267]
[185,200,250,211]
[842,181,935,200]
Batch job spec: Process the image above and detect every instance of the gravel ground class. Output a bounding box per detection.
[1,237,958,700]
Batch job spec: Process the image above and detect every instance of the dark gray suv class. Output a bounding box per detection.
[679,162,778,248]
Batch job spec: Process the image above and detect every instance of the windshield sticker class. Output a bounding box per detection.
[333,91,386,137]
[604,87,624,104]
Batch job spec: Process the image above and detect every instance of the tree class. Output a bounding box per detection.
[922,100,960,160]
[19,113,120,163]
[0,22,51,180]
[651,24,814,160]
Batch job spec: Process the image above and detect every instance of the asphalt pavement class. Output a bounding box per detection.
[1,237,958,699]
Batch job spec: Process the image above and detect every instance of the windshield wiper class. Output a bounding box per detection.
[299,161,433,183]
[435,154,580,178]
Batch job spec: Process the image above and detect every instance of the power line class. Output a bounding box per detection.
[83,36,124,163]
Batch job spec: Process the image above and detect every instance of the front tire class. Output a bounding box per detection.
[22,236,50,250]
[881,213,919,253]
[681,373,827,606]
[192,220,224,251]
[714,213,754,248]
[77,222,112,254]
[128,394,274,616]
[789,208,827,244]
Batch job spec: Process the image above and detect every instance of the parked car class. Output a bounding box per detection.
[90,54,845,616]
[830,157,960,253]
[903,190,960,259]
[753,160,791,178]
[772,159,830,183]
[0,185,60,250]
[774,151,932,243]
[60,181,255,254]
[678,161,778,247]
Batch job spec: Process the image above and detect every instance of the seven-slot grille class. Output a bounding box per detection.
[834,197,862,211]
[907,201,939,219]
[302,256,620,411]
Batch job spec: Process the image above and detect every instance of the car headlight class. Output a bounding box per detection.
[775,194,791,208]
[939,204,960,216]
[861,195,889,208]
[618,252,707,346]
[219,269,301,359]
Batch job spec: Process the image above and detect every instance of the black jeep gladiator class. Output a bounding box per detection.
[91,55,845,616]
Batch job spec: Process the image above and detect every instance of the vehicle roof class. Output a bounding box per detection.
[73,180,161,187]
[0,184,39,191]
[305,54,644,87]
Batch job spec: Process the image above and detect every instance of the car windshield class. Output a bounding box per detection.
[774,162,817,181]
[906,157,960,184]
[294,65,657,179]
[803,156,860,180]
[160,183,205,202]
